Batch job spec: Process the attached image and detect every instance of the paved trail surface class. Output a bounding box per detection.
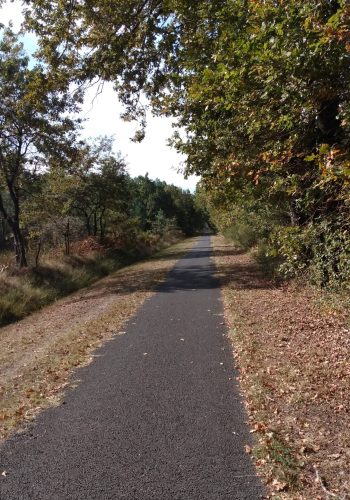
[0,236,264,499]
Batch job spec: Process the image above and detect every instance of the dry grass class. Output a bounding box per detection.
[212,235,350,500]
[0,232,184,327]
[0,237,197,441]
[0,252,126,326]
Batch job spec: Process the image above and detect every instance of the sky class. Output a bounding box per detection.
[0,1,199,191]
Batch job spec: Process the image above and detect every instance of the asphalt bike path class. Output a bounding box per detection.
[0,236,264,499]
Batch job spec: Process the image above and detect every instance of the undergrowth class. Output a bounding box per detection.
[0,232,182,327]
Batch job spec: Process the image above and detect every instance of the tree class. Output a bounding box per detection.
[24,0,350,175]
[0,28,80,266]
[128,174,206,235]
[23,0,350,283]
[128,174,163,231]
[70,138,129,238]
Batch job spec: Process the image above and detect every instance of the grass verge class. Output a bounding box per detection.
[212,235,350,499]
[0,237,197,441]
[0,233,182,327]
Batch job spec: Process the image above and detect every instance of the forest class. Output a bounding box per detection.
[0,0,349,311]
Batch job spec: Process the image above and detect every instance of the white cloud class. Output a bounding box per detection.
[0,0,23,30]
[82,84,198,191]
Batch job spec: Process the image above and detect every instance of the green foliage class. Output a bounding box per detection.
[7,0,350,286]
[223,223,259,251]
[0,28,81,266]
[128,175,206,236]
[0,32,206,266]
[273,220,350,288]
[0,13,209,325]
[151,209,173,235]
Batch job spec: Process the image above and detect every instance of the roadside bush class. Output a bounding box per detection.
[214,198,350,290]
[221,205,277,251]
[223,221,259,250]
[309,222,350,289]
[270,219,350,289]
[253,239,283,278]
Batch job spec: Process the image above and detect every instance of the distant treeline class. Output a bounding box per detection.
[0,135,206,266]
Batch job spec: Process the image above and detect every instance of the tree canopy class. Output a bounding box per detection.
[2,1,350,284]
[0,28,81,266]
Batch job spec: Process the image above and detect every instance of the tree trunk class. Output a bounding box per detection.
[99,208,106,238]
[64,218,70,255]
[12,222,27,267]
[35,240,42,267]
[93,211,97,236]
[86,215,92,236]
[0,195,27,267]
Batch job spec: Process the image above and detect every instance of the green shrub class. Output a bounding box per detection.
[220,203,349,290]
[223,221,259,250]
[272,220,350,289]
